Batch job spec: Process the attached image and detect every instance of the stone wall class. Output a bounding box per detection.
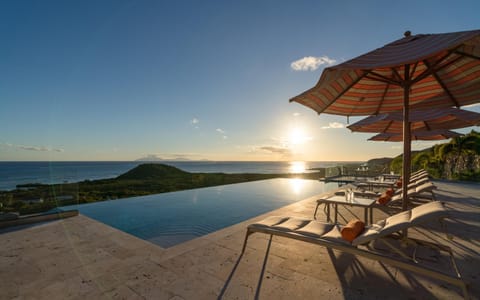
[442,153,480,180]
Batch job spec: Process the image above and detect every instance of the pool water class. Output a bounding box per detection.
[61,178,337,248]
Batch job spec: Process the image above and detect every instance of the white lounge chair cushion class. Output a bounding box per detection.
[381,210,412,235]
[352,201,447,245]
[351,223,384,246]
[321,225,351,245]
[252,216,289,228]
[273,218,311,231]
[296,221,334,238]
[415,182,436,193]
[410,201,446,225]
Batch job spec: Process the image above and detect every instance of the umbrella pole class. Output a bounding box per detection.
[402,65,411,211]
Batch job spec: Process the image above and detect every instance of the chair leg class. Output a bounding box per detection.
[440,218,453,240]
[241,229,252,254]
[313,203,320,219]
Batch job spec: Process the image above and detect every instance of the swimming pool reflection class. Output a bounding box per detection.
[288,178,305,195]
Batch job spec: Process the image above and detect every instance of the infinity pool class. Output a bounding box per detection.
[61,178,337,248]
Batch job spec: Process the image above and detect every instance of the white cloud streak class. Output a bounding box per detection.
[216,128,227,139]
[190,117,199,129]
[321,122,345,129]
[259,146,292,157]
[291,56,336,71]
[2,143,64,152]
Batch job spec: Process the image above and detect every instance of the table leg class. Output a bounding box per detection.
[334,204,338,224]
[326,203,330,222]
[369,207,373,224]
[364,208,368,224]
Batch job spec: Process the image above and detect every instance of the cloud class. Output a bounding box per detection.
[138,152,202,161]
[216,128,228,139]
[321,122,345,129]
[190,117,199,129]
[259,146,293,157]
[291,56,336,71]
[137,154,164,161]
[7,143,65,152]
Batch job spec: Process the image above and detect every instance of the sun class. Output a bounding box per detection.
[288,127,311,145]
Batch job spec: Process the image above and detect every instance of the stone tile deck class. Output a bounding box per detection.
[1,180,479,299]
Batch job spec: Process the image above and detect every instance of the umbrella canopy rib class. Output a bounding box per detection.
[375,83,391,115]
[423,120,431,131]
[454,50,480,60]
[424,59,460,107]
[411,51,460,85]
[365,72,402,85]
[369,130,462,142]
[409,62,419,79]
[384,120,395,133]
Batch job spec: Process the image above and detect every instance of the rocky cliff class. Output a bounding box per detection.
[443,153,480,180]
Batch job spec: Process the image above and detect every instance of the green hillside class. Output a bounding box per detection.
[117,163,188,180]
[390,130,480,181]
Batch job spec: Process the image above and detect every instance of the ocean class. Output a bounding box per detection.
[0,161,360,191]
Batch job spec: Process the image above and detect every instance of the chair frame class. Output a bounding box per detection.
[241,218,469,299]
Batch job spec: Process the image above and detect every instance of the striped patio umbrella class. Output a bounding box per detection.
[347,107,480,133]
[290,29,480,210]
[368,130,462,142]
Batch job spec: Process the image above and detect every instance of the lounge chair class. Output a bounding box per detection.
[241,202,468,298]
[405,176,432,191]
[411,169,429,180]
[370,181,438,216]
[314,182,438,221]
[354,170,430,192]
[392,181,437,202]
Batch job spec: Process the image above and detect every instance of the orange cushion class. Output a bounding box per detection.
[385,188,394,197]
[377,193,391,205]
[341,219,365,243]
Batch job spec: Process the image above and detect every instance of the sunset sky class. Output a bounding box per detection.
[1,0,479,161]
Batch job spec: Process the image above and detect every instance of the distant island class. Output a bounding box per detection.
[135,154,209,162]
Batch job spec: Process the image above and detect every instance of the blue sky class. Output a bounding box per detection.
[1,0,479,161]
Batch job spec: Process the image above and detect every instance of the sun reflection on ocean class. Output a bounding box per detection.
[289,161,306,173]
